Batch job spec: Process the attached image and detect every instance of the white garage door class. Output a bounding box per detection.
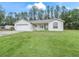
[15,24,31,31]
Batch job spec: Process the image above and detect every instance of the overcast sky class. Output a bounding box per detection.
[0,2,79,13]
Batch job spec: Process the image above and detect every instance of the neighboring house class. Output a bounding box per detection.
[14,19,64,31]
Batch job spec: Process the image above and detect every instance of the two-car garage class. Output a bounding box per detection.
[14,20,33,31]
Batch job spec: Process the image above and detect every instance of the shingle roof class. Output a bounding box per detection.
[15,18,64,24]
[29,18,64,24]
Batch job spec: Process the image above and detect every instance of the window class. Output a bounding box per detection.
[53,22,58,29]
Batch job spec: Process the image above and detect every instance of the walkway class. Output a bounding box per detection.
[0,31,18,36]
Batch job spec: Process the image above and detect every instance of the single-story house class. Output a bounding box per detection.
[14,19,64,31]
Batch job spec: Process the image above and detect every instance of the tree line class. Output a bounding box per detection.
[0,5,79,29]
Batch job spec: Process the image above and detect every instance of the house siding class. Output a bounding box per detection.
[48,20,64,31]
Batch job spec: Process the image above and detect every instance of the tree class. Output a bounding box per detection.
[29,9,33,20]
[14,12,21,21]
[46,5,51,19]
[60,7,79,29]
[61,6,67,19]
[44,10,48,19]
[5,12,15,25]
[0,5,5,25]
[31,6,38,20]
[50,6,54,19]
[38,9,44,20]
[54,5,60,18]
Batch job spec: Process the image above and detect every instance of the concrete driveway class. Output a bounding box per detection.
[0,31,18,36]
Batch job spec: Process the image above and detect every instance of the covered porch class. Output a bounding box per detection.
[32,23,48,31]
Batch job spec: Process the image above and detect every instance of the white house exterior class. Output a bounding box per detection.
[14,19,64,31]
[48,20,64,31]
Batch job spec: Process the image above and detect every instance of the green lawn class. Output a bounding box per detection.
[0,30,79,57]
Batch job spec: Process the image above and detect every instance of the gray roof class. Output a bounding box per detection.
[29,19,64,24]
[15,18,64,24]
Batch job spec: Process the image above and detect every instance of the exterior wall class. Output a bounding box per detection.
[14,20,33,31]
[48,20,64,31]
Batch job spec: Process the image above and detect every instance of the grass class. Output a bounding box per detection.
[0,30,79,56]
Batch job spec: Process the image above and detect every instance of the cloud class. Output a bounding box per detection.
[75,7,79,9]
[34,2,46,10]
[26,4,33,10]
[26,2,46,10]
[71,7,79,10]
[66,7,71,10]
